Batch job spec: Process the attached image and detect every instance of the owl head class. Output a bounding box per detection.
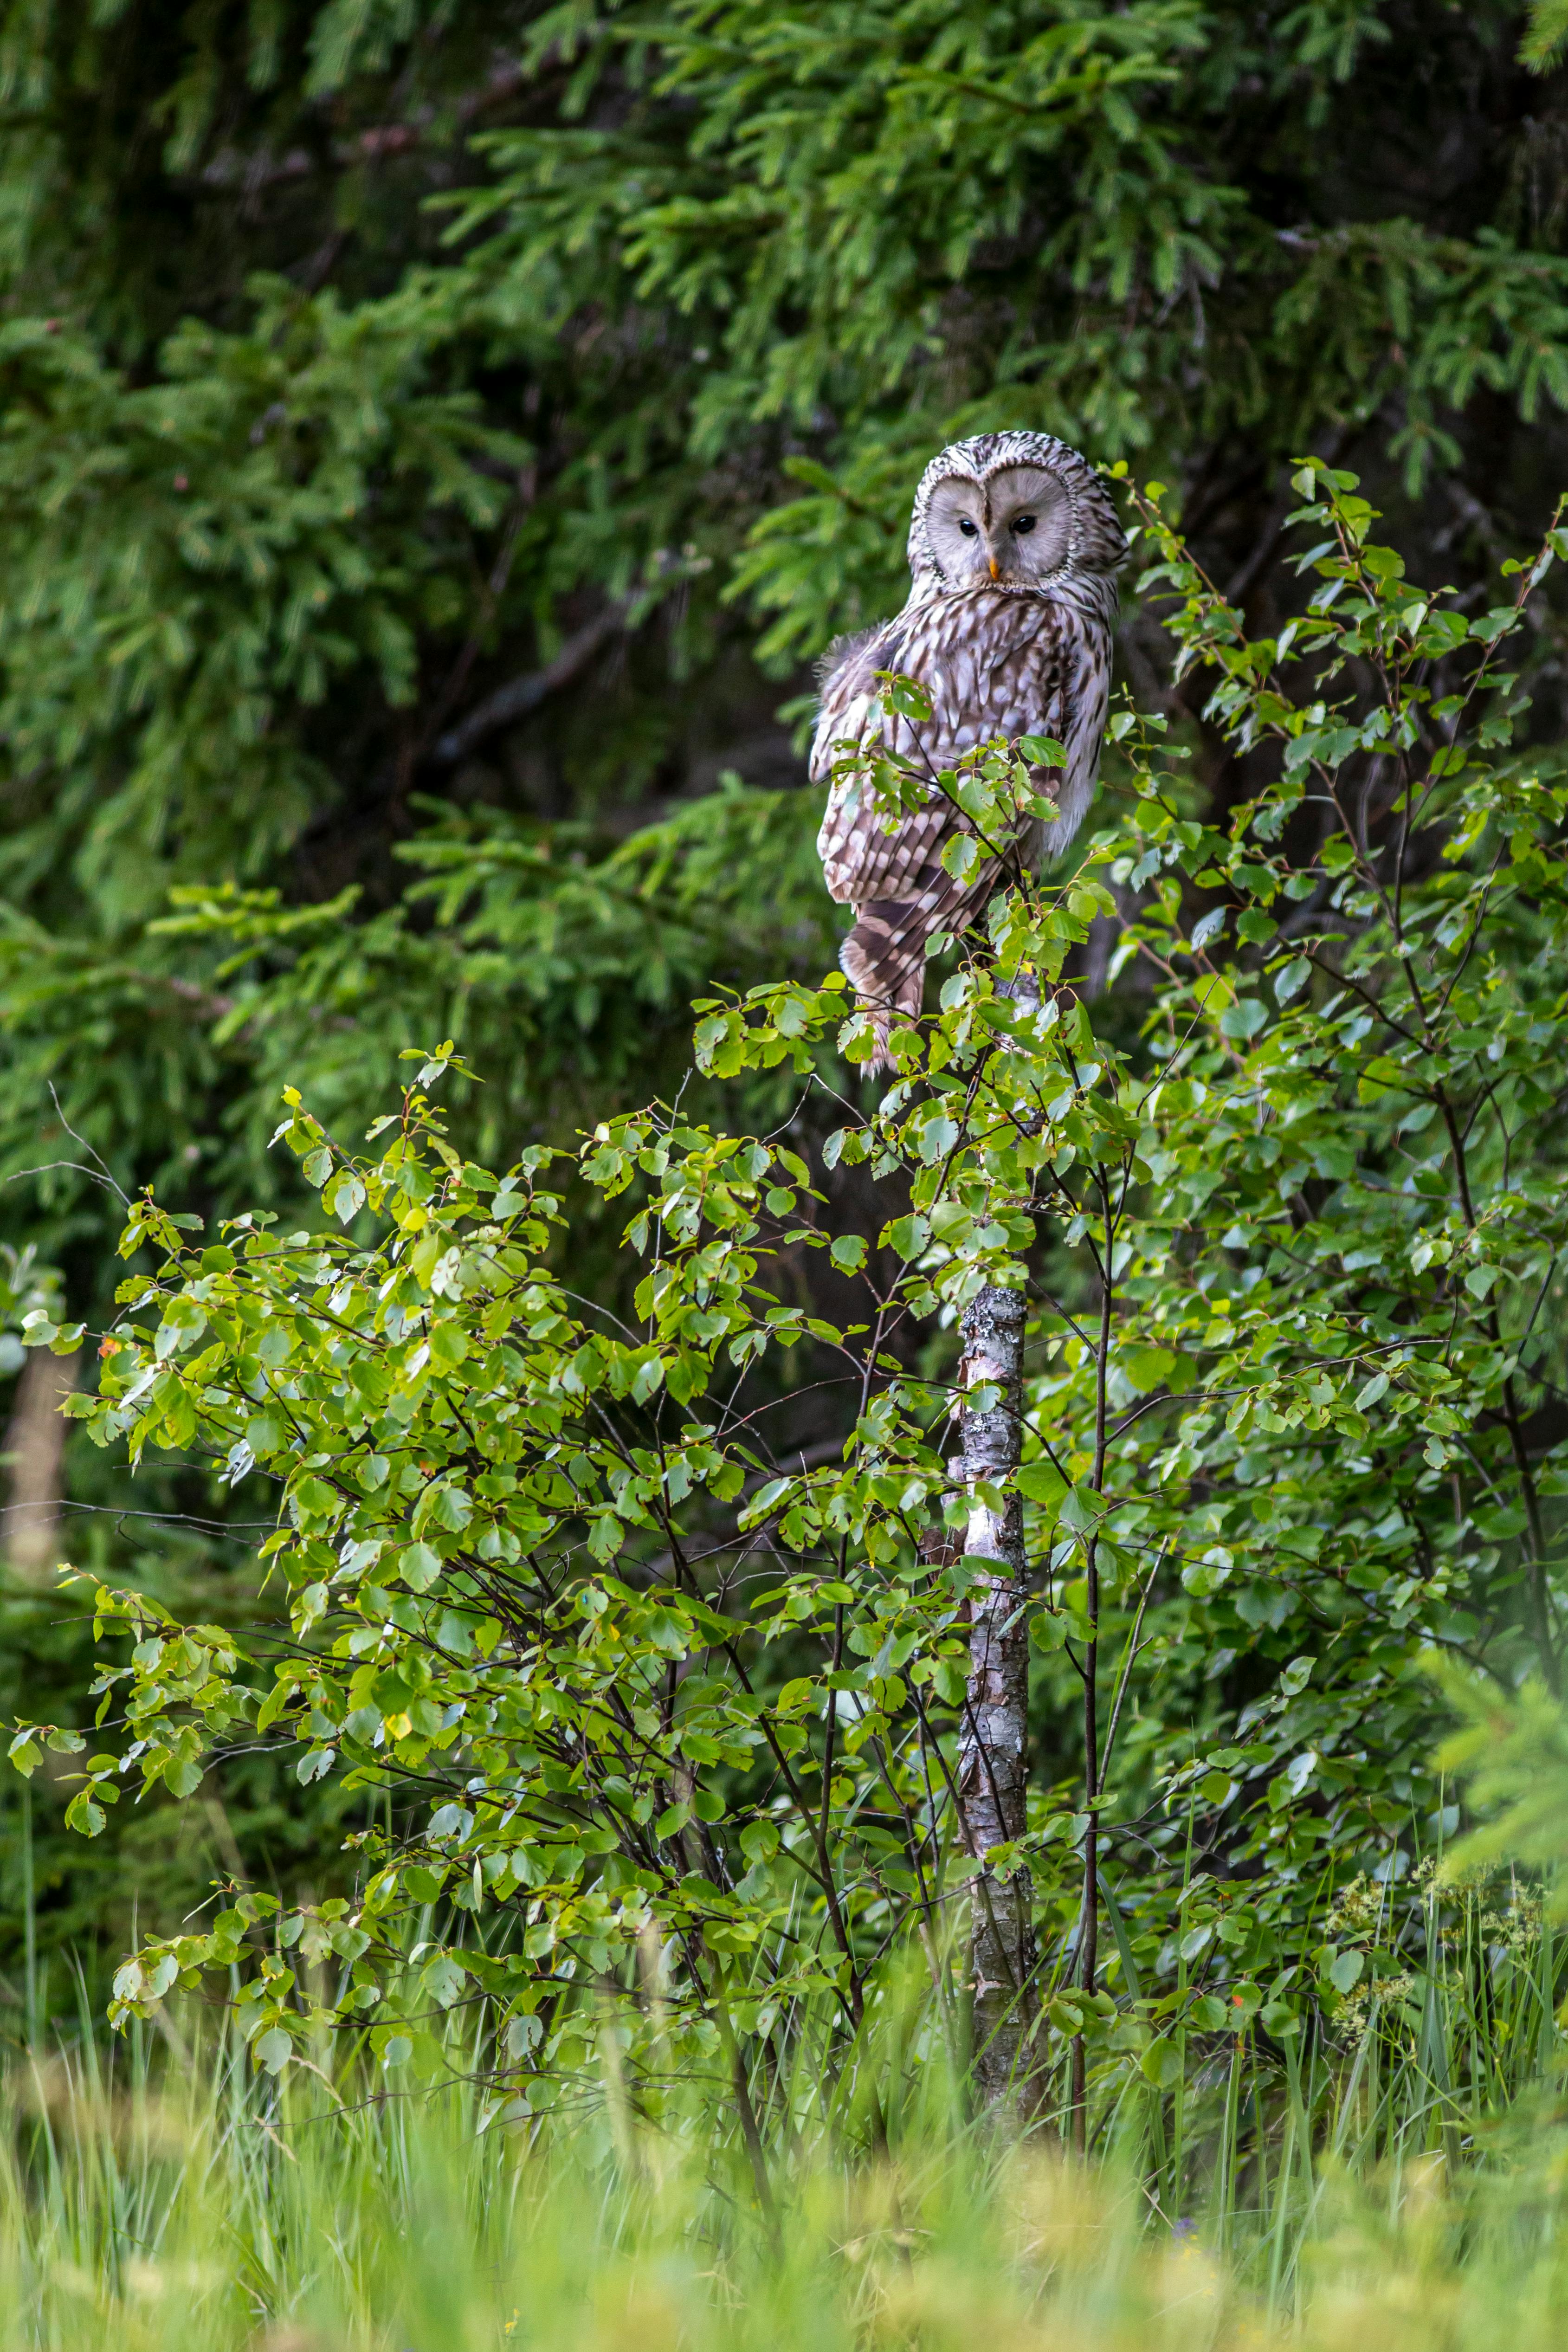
[906,430,1127,594]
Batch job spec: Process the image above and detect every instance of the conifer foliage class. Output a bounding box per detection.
[1,3,1567,1246]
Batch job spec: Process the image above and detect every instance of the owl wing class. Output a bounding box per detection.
[811,610,924,905]
[1017,601,1113,859]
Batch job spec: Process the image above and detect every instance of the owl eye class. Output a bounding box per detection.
[957,517,978,537]
[1013,515,1036,534]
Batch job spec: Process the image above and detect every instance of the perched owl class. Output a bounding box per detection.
[812,431,1126,1068]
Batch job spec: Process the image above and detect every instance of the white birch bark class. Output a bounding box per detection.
[955,1282,1037,2105]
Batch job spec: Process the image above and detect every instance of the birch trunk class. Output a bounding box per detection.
[955,1282,1037,2105]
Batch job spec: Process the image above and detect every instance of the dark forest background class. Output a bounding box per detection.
[3,0,1568,2009]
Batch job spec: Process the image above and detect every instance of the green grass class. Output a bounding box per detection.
[0,1912,1565,2352]
[0,2038,1566,2352]
[1,1848,1564,2348]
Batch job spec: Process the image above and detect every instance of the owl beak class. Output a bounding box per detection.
[988,555,1000,581]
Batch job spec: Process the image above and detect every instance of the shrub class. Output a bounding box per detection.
[15,469,1568,2138]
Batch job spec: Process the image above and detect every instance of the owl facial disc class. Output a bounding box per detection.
[906,429,1127,589]
[923,464,1073,588]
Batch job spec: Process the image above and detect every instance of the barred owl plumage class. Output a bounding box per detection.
[811,431,1126,1068]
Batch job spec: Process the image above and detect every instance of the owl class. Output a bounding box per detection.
[811,431,1126,1069]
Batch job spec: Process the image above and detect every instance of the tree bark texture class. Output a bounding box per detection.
[955,1282,1037,2105]
[0,1347,79,1581]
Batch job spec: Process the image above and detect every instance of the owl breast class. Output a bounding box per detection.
[811,582,1112,908]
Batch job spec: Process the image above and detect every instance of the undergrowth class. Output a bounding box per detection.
[1,1858,1566,2352]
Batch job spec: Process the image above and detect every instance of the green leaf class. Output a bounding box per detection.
[400,1544,442,1593]
[429,1323,470,1371]
[254,2027,293,2074]
[429,1483,472,1532]
[918,1113,959,1163]
[1016,1460,1066,1505]
[421,1953,466,2008]
[328,1171,367,1224]
[884,1215,930,1260]
[1141,2037,1183,2089]
[291,1475,340,1526]
[1219,996,1268,1040]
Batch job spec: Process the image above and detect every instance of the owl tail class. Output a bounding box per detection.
[842,880,984,1074]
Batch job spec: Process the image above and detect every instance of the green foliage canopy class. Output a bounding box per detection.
[19,475,1568,2114]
